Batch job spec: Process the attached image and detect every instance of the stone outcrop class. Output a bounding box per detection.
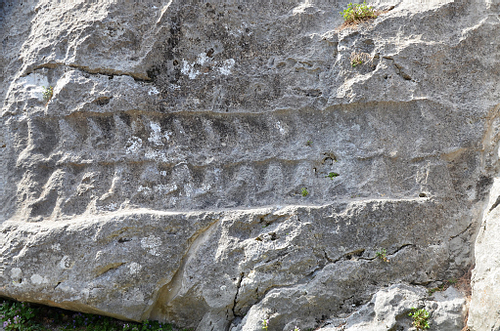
[1,0,500,330]
[317,285,466,330]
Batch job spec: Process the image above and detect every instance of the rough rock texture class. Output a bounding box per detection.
[470,177,500,331]
[1,0,500,330]
[317,285,466,330]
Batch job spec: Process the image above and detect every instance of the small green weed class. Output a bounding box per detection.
[301,188,309,197]
[42,86,53,103]
[408,307,430,330]
[340,1,378,24]
[326,172,339,179]
[306,140,313,146]
[376,248,390,263]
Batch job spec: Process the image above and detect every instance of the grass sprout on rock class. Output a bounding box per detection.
[409,307,430,330]
[376,248,390,263]
[326,172,340,179]
[340,1,378,24]
[42,86,53,104]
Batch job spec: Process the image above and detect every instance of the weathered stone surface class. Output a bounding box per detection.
[470,177,500,331]
[315,285,466,331]
[1,0,500,330]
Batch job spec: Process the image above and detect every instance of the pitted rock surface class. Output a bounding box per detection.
[1,0,500,330]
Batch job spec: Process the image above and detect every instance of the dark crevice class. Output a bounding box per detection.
[450,223,472,239]
[231,272,244,319]
[323,249,334,263]
[382,56,414,81]
[25,62,152,82]
[391,244,414,255]
[93,96,112,106]
[331,248,367,263]
[328,244,413,264]
[393,63,412,81]
[489,194,500,212]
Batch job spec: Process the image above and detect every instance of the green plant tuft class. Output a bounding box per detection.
[42,86,53,103]
[340,1,378,24]
[326,172,339,179]
[408,307,430,330]
[301,187,309,197]
[376,248,390,263]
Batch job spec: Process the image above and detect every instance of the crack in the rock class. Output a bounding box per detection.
[229,272,244,327]
[391,244,414,255]
[323,249,334,263]
[25,62,152,82]
[450,223,472,239]
[330,248,367,263]
[382,56,414,82]
[240,244,416,321]
[393,63,413,81]
[326,244,414,265]
[489,195,500,212]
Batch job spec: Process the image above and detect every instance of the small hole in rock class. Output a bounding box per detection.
[419,192,426,197]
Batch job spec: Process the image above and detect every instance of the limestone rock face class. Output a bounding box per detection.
[1,0,500,330]
[316,285,466,331]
